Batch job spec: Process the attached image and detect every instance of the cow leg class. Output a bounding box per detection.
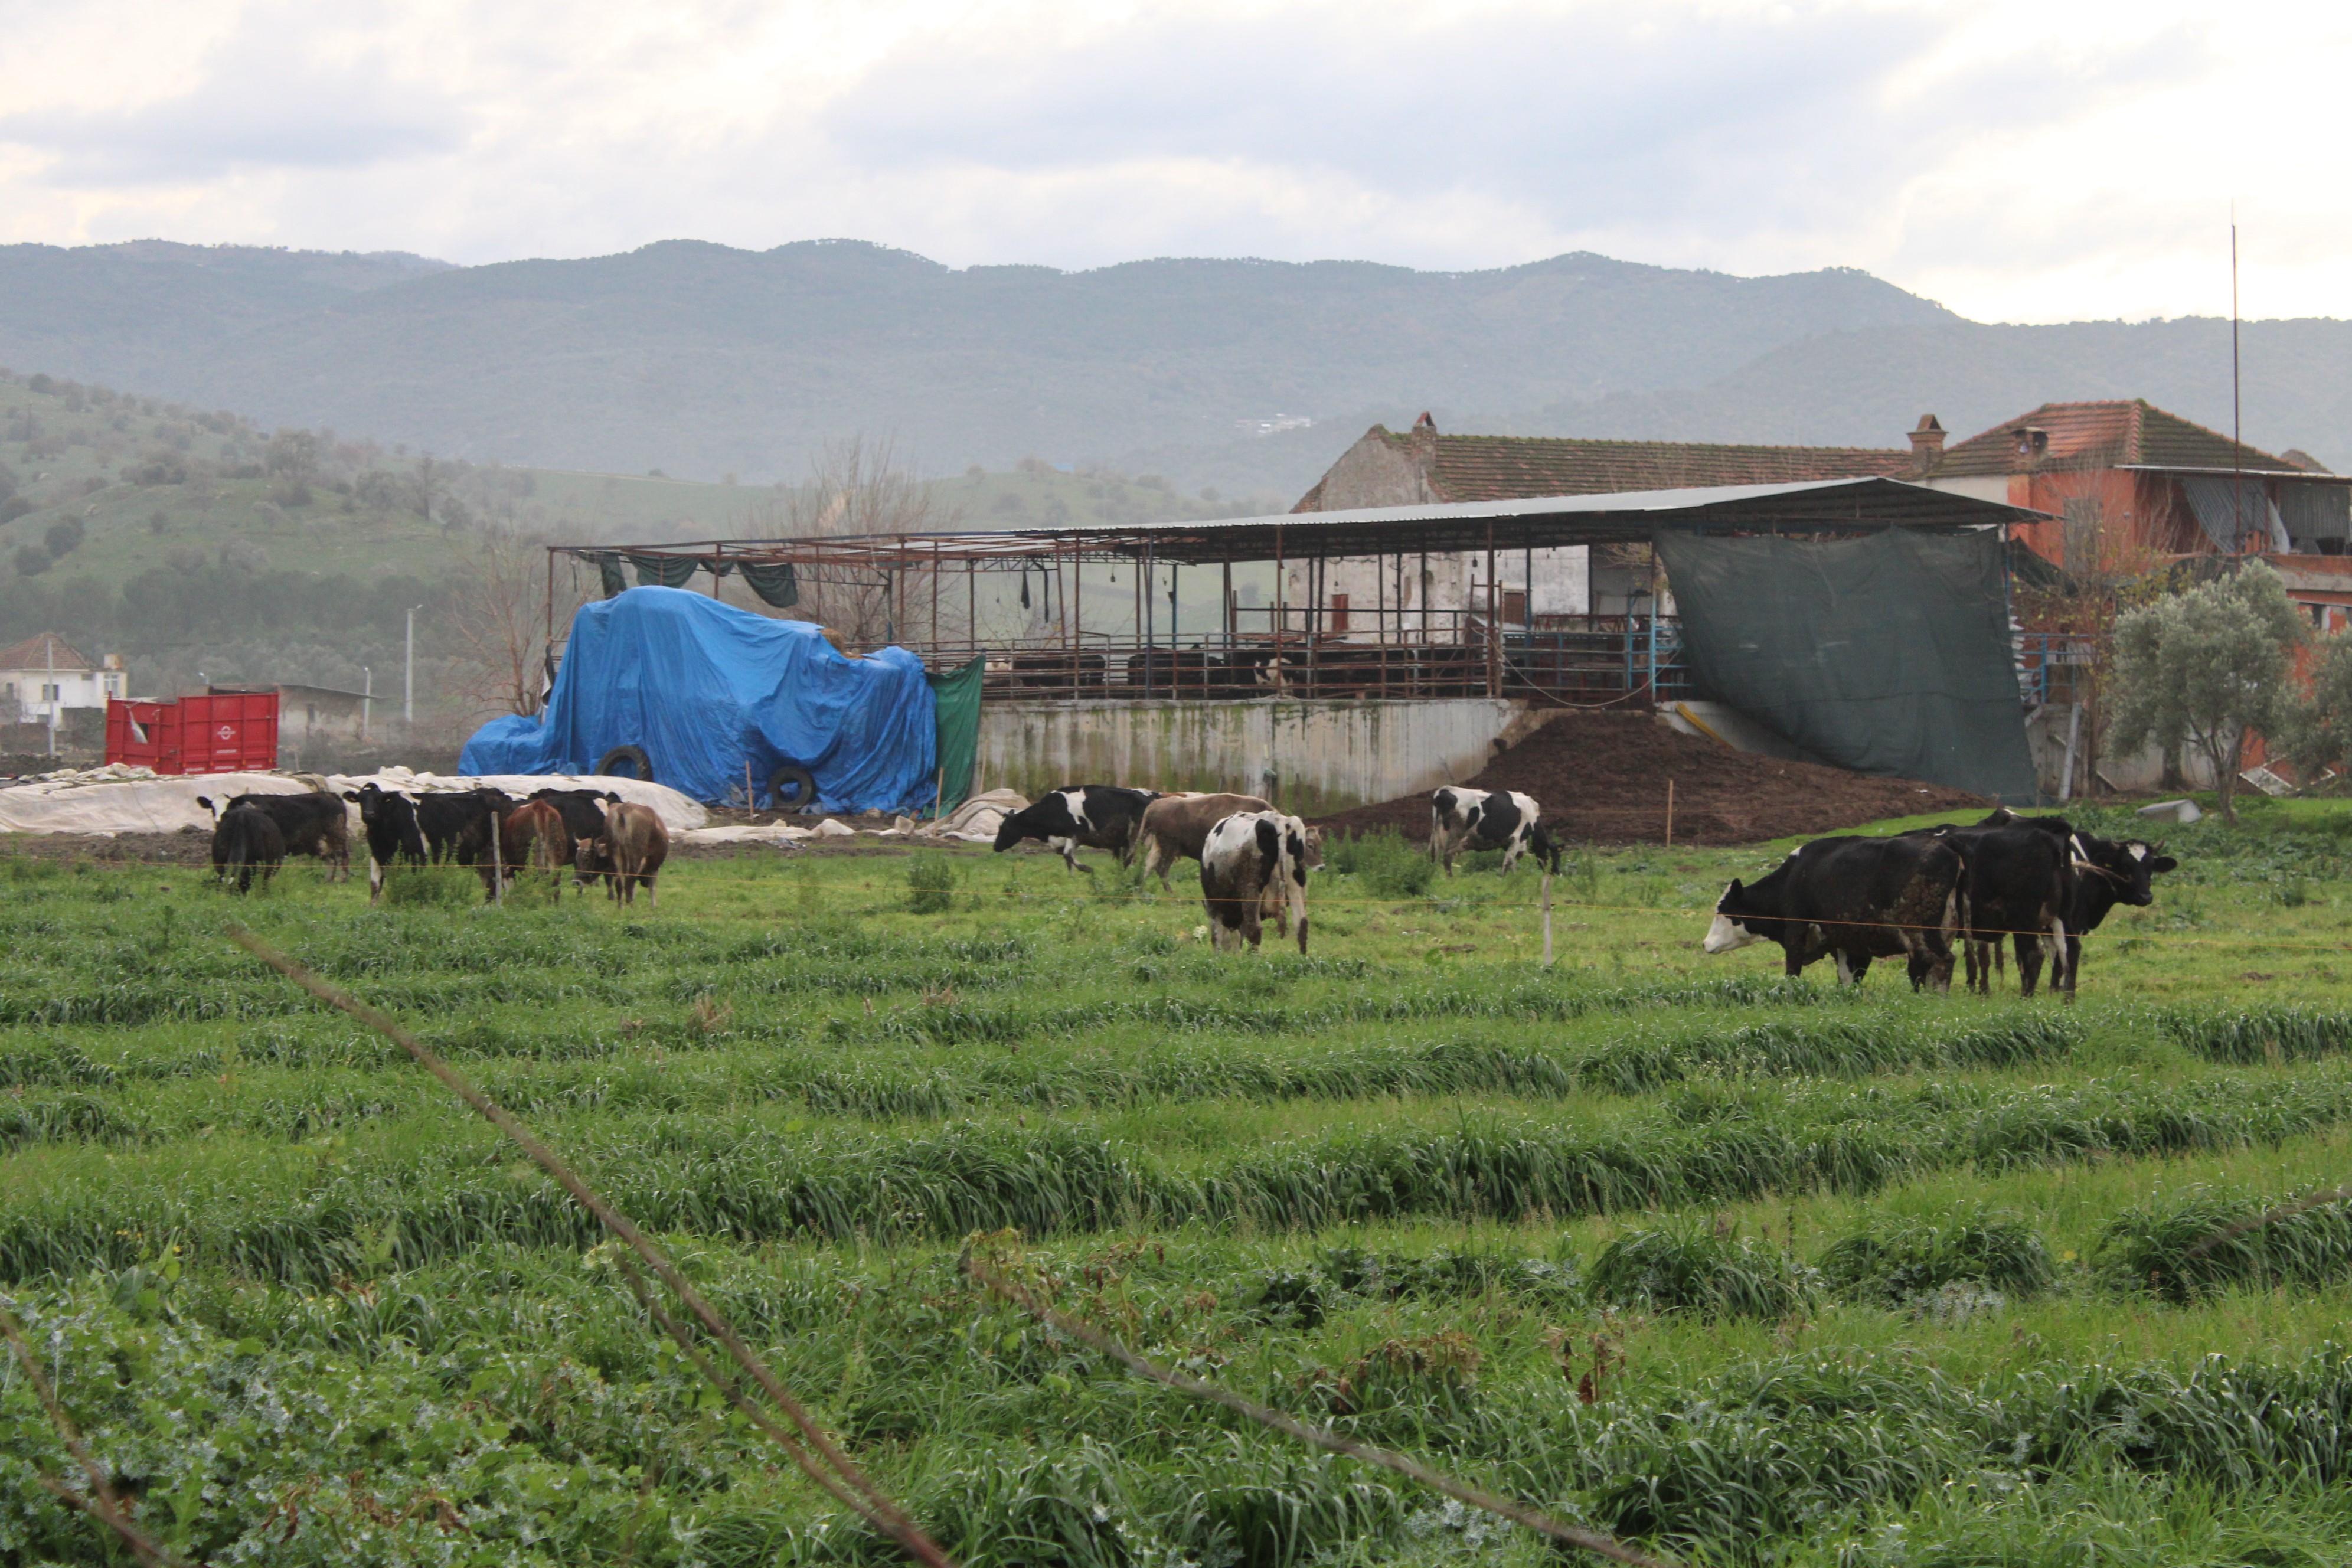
[1834,950,1855,986]
[2017,930,2044,998]
[2052,918,2073,1004]
[368,856,384,904]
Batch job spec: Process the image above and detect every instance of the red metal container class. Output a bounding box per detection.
[106,692,280,775]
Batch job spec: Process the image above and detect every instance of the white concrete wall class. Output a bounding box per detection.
[975,697,1532,815]
[2024,704,2215,798]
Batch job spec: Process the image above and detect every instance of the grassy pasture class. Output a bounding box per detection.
[5,799,2352,1566]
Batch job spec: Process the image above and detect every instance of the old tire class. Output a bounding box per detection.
[596,745,652,780]
[766,763,818,812]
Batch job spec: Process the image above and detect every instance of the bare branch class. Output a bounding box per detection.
[223,925,956,1568]
[0,1299,188,1568]
[964,1250,1681,1568]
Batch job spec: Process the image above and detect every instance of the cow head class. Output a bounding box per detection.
[195,795,218,823]
[1704,880,1767,953]
[1526,822,1564,875]
[1296,824,1326,872]
[2077,835,2177,907]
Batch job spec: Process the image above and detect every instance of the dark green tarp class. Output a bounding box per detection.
[926,655,985,814]
[596,553,628,599]
[630,553,701,589]
[1655,528,2039,803]
[740,561,801,609]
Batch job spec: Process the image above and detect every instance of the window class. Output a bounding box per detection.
[1328,593,1349,633]
[40,684,59,703]
[1502,589,1529,625]
[2062,498,2102,574]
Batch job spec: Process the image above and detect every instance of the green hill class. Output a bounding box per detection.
[0,370,1286,720]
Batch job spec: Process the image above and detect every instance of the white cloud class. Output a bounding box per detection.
[0,0,2343,324]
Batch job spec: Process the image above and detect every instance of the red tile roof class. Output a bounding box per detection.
[1293,425,1913,510]
[0,632,92,672]
[1934,400,2294,478]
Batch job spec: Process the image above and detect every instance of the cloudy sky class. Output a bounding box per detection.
[1,0,2342,324]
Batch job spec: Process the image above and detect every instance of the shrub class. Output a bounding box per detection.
[0,495,30,524]
[380,864,482,907]
[1325,828,1434,899]
[1818,1210,2053,1307]
[906,854,957,914]
[44,515,83,556]
[1588,1221,1817,1318]
[14,543,49,576]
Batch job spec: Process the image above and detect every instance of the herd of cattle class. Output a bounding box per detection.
[1706,808,2177,998]
[192,774,2175,997]
[195,783,671,904]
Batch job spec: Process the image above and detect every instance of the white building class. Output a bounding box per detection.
[0,633,126,724]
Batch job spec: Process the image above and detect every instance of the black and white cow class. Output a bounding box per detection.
[1200,809,1313,953]
[1901,818,2079,997]
[414,788,517,870]
[342,783,429,903]
[992,785,1160,872]
[210,802,285,894]
[1957,810,2177,993]
[1429,788,1560,876]
[1704,834,1961,991]
[197,789,352,881]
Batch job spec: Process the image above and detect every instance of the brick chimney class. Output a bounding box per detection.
[1907,414,1945,475]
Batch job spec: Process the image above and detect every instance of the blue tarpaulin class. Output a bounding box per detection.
[460,587,937,811]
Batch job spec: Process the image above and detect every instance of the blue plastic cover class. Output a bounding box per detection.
[460,587,937,811]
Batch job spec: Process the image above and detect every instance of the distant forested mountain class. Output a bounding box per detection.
[1,237,2343,500]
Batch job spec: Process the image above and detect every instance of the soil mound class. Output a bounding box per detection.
[1313,711,1986,847]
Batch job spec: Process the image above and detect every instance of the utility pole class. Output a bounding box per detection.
[361,667,371,742]
[2232,207,2245,551]
[404,605,422,727]
[43,635,54,757]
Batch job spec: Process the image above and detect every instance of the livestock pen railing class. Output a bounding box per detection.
[894,610,1690,705]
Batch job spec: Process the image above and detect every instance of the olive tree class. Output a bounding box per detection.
[2108,560,2303,822]
[2285,628,2352,787]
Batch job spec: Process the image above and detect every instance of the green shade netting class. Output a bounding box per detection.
[1655,527,2040,803]
[926,655,985,814]
[740,561,801,608]
[629,553,701,589]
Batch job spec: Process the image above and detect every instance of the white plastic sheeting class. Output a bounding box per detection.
[0,766,707,838]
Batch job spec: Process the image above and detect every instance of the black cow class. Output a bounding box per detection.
[529,787,623,845]
[992,785,1160,872]
[210,803,285,894]
[342,783,428,903]
[197,790,351,881]
[414,788,519,894]
[1429,787,1561,876]
[1960,809,2177,992]
[1705,834,1961,991]
[1900,818,2078,997]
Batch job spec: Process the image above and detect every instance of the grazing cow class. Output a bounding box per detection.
[499,799,574,893]
[992,785,1160,872]
[413,788,517,870]
[1429,788,1562,876]
[529,787,623,845]
[1200,809,1314,953]
[341,783,429,903]
[1704,834,1961,991]
[1954,810,2176,993]
[1138,792,1272,888]
[210,803,285,894]
[197,789,352,881]
[584,800,669,906]
[1899,819,2079,997]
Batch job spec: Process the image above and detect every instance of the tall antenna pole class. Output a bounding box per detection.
[2232,205,2245,552]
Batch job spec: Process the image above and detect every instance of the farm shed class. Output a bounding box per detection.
[549,476,2046,806]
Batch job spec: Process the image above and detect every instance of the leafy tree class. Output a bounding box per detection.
[265,428,320,484]
[2108,560,2303,822]
[2285,630,2352,788]
[14,544,49,576]
[43,516,83,557]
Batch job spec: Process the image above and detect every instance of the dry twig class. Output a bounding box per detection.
[963,1250,1681,1568]
[0,1299,188,1568]
[224,925,955,1567]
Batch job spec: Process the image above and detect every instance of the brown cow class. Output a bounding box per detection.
[584,800,668,907]
[499,799,573,894]
[1137,792,1270,888]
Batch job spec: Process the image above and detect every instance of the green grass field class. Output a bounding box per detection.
[5,799,2352,1566]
